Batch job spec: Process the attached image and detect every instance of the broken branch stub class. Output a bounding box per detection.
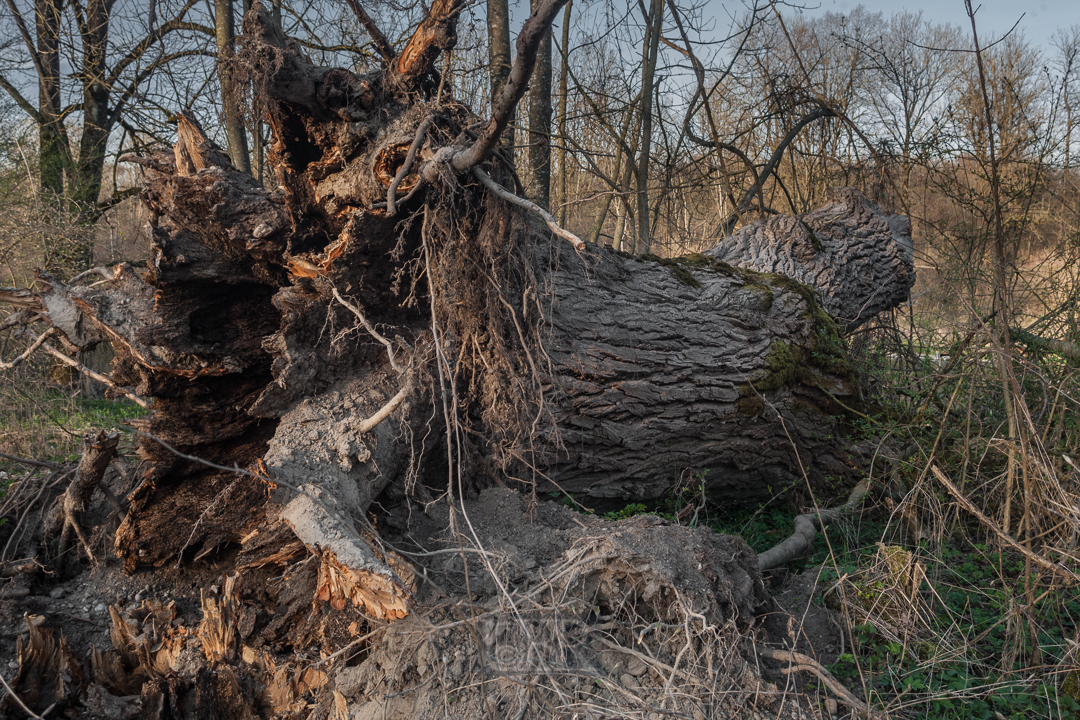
[44,429,120,567]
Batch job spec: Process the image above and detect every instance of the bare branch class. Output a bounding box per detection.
[343,0,397,64]
[472,167,584,251]
[0,328,59,370]
[28,332,151,409]
[716,107,836,235]
[450,0,572,173]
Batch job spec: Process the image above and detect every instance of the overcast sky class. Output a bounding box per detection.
[791,0,1080,51]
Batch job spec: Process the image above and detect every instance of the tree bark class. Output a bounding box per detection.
[555,0,572,224]
[525,0,553,205]
[707,188,915,334]
[216,0,251,174]
[36,0,65,200]
[7,5,913,617]
[487,0,513,157]
[634,0,663,252]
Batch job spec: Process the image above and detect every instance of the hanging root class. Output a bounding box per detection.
[471,167,585,251]
[330,286,407,374]
[414,171,559,487]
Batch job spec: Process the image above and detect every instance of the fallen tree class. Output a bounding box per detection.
[0,1,915,716]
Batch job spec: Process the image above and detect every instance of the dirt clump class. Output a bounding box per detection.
[1,477,843,719]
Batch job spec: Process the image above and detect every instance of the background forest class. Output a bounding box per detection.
[2,0,1080,716]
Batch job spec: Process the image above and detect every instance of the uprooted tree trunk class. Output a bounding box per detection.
[0,3,914,714]
[8,0,913,597]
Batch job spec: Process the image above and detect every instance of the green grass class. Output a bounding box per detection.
[575,489,1080,719]
[0,388,146,467]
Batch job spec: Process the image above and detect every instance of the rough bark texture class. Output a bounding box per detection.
[706,190,915,334]
[0,6,911,717]
[14,2,915,575]
[8,0,913,616]
[541,244,866,505]
[525,0,552,205]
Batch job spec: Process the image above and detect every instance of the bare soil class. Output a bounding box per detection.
[1,471,853,719]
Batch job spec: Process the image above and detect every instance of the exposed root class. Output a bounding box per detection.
[758,647,875,717]
[330,286,406,374]
[355,382,412,433]
[387,116,434,216]
[472,166,585,251]
[758,479,871,571]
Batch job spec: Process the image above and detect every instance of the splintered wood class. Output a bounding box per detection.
[315,548,413,620]
[281,491,417,621]
[197,573,241,663]
[101,599,185,687]
[240,644,328,715]
[3,617,83,715]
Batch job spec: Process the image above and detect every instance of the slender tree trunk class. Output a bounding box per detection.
[526,0,552,205]
[634,0,663,253]
[586,107,634,245]
[36,0,64,199]
[72,0,111,214]
[216,0,251,173]
[244,0,264,185]
[612,108,641,251]
[487,0,513,158]
[555,0,572,224]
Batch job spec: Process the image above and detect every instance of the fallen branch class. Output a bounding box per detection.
[471,167,585,251]
[758,647,873,717]
[931,465,1078,585]
[31,333,150,409]
[1010,326,1080,363]
[0,452,63,470]
[757,480,870,570]
[0,328,58,370]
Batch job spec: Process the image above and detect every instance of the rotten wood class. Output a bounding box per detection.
[43,429,120,567]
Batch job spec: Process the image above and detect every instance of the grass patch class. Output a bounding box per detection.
[0,380,146,467]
